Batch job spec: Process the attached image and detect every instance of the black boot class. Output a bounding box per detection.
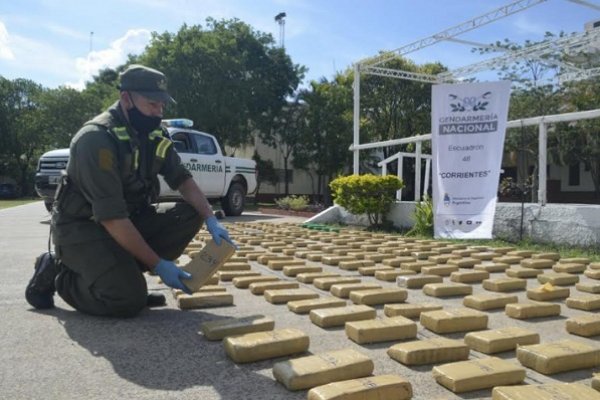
[146,293,166,308]
[25,252,58,309]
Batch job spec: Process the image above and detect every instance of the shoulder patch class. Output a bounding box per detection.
[98,148,114,171]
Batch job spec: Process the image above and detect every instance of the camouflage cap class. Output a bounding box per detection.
[119,64,175,104]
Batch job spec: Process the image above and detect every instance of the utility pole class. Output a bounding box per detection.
[274,12,286,48]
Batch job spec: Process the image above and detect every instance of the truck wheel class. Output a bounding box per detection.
[44,201,53,212]
[221,182,246,216]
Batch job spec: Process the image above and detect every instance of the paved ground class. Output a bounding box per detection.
[2,202,599,400]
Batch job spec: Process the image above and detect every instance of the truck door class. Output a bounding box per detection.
[188,132,226,196]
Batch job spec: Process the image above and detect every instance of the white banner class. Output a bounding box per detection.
[431,81,511,239]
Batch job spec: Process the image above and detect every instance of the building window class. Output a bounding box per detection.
[568,163,580,186]
[276,169,294,184]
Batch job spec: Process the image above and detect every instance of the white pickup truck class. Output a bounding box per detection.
[35,119,257,216]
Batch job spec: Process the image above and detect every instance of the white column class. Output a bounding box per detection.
[424,158,431,199]
[382,163,387,176]
[353,64,360,175]
[415,141,422,201]
[538,122,547,205]
[397,157,403,201]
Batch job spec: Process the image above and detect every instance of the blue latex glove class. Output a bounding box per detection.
[205,215,235,247]
[154,259,192,294]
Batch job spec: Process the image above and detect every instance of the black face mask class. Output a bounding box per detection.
[128,98,162,135]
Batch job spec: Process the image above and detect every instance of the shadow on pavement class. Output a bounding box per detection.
[48,307,284,397]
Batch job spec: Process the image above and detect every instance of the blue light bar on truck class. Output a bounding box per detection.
[161,118,194,128]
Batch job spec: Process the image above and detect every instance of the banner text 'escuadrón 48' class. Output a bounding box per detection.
[431,81,511,239]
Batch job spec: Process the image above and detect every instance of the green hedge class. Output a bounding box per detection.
[330,174,403,228]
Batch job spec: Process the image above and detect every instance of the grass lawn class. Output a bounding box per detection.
[0,199,40,209]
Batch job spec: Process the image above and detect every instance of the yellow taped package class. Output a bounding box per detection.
[374,269,416,282]
[224,328,309,363]
[314,277,362,290]
[387,337,469,365]
[474,262,510,273]
[350,288,408,306]
[432,357,526,393]
[310,305,376,328]
[448,257,478,268]
[450,270,490,283]
[471,251,498,261]
[421,265,459,276]
[464,327,540,354]
[345,316,417,344]
[272,348,374,391]
[233,275,278,289]
[532,252,561,261]
[283,265,321,277]
[177,292,233,309]
[423,282,473,297]
[463,294,518,311]
[505,267,542,278]
[330,283,381,299]
[516,339,600,374]
[576,282,600,294]
[537,273,579,286]
[401,260,435,272]
[264,288,319,304]
[520,258,555,269]
[396,275,442,289]
[268,259,306,270]
[565,314,600,337]
[492,383,600,400]
[338,260,373,270]
[482,278,526,292]
[505,302,561,319]
[220,262,251,271]
[307,375,412,400]
[585,269,600,279]
[180,239,236,292]
[383,256,416,267]
[218,270,260,281]
[527,283,570,301]
[553,263,586,274]
[420,308,488,333]
[493,255,523,264]
[288,297,346,314]
[384,303,443,319]
[297,272,340,283]
[200,315,275,341]
[565,294,600,311]
[249,281,298,295]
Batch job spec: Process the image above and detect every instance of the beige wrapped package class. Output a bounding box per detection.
[401,260,435,272]
[492,383,600,400]
[585,269,600,279]
[421,265,459,276]
[264,288,319,304]
[232,275,279,289]
[561,257,591,264]
[224,328,309,363]
[432,357,526,393]
[576,282,600,294]
[383,256,417,267]
[505,302,561,319]
[565,314,600,337]
[428,254,458,264]
[307,375,412,400]
[387,338,469,365]
[269,259,306,270]
[553,263,586,274]
[272,348,374,391]
[218,270,260,281]
[358,266,393,276]
[527,283,570,301]
[450,270,490,283]
[345,316,417,344]
[565,294,600,311]
[593,373,600,391]
[423,282,473,297]
[177,292,233,309]
[338,260,374,270]
[283,265,322,277]
[330,283,382,298]
[297,272,340,283]
[314,277,362,290]
[249,281,298,295]
[310,305,376,328]
[505,267,542,278]
[420,308,488,333]
[463,293,518,310]
[521,258,554,269]
[384,303,443,319]
[493,255,523,264]
[537,273,579,286]
[200,315,275,341]
[220,262,251,271]
[397,274,442,289]
[374,269,416,282]
[288,297,346,314]
[257,254,291,265]
[180,239,236,292]
[516,339,600,374]
[474,262,510,273]
[471,251,499,261]
[350,288,408,306]
[448,257,478,268]
[483,278,526,292]
[464,327,540,354]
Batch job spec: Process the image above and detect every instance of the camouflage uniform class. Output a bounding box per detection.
[52,100,200,317]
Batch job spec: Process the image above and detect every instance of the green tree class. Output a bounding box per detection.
[252,150,278,204]
[137,19,305,149]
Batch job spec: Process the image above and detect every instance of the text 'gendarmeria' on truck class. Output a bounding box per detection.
[35,119,257,216]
